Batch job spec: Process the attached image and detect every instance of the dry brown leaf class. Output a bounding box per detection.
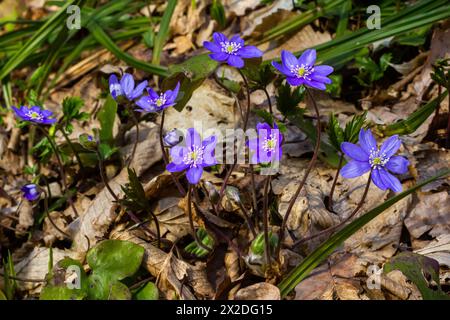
[405,191,450,239]
[235,282,280,300]
[294,254,363,300]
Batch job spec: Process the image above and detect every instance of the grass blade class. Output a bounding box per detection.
[0,0,77,81]
[152,0,177,65]
[87,21,168,77]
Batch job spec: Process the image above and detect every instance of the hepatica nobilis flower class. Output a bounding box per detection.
[272,49,333,90]
[248,122,283,164]
[21,184,40,201]
[12,105,57,125]
[109,73,148,101]
[166,128,217,184]
[340,129,409,192]
[136,83,180,113]
[203,32,263,68]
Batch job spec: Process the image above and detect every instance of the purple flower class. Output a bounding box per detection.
[12,105,57,125]
[109,73,148,101]
[21,184,40,201]
[136,83,180,113]
[166,128,217,184]
[271,49,333,90]
[248,122,283,164]
[203,32,263,68]
[340,129,409,192]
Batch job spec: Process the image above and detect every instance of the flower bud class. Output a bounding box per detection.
[21,184,41,202]
[163,129,182,147]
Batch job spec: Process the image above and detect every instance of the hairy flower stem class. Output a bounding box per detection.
[262,87,273,115]
[39,127,79,217]
[42,184,71,239]
[159,110,186,196]
[262,175,272,267]
[59,127,84,171]
[188,185,212,252]
[237,201,257,238]
[327,153,344,211]
[291,172,372,247]
[124,103,139,166]
[216,70,252,210]
[249,164,258,212]
[275,87,321,260]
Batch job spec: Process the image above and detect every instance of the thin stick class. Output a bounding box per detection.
[39,127,79,217]
[275,87,321,259]
[327,153,344,211]
[187,185,212,252]
[291,172,372,247]
[159,110,186,196]
[262,175,272,266]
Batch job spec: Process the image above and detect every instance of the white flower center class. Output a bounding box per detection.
[220,41,241,55]
[26,110,43,121]
[262,136,277,153]
[369,148,389,169]
[290,64,314,80]
[183,145,205,167]
[154,94,166,107]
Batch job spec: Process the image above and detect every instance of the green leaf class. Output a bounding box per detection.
[120,168,149,212]
[87,274,131,300]
[184,229,215,258]
[162,54,219,111]
[152,0,177,65]
[327,113,345,151]
[40,258,88,300]
[382,91,448,136]
[0,289,6,300]
[384,252,449,300]
[134,282,159,300]
[250,232,278,256]
[86,240,145,281]
[97,143,118,161]
[278,169,450,297]
[97,95,117,144]
[210,0,226,28]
